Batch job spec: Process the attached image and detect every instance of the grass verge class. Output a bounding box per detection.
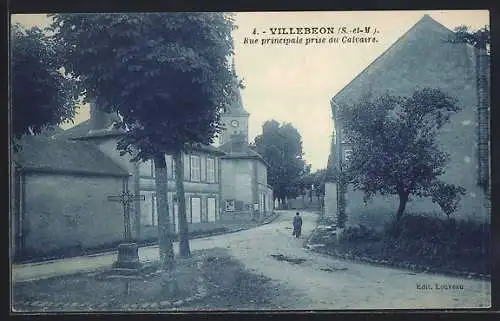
[307,213,490,280]
[12,248,284,312]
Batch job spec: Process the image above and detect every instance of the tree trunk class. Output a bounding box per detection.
[153,154,174,270]
[395,192,409,223]
[174,150,190,258]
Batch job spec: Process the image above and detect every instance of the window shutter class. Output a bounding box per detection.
[201,155,207,182]
[184,154,190,180]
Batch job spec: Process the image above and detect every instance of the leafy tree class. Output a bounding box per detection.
[450,25,490,52]
[50,13,237,271]
[298,164,313,201]
[11,23,78,148]
[301,168,327,205]
[254,120,307,208]
[311,169,327,201]
[337,88,466,224]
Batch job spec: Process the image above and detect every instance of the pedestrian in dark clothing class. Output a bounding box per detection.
[292,212,303,238]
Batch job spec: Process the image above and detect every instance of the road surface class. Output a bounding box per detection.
[13,210,491,309]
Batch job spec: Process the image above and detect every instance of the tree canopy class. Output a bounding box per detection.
[49,13,238,161]
[301,168,327,203]
[450,25,490,52]
[337,88,466,221]
[11,23,79,144]
[49,12,238,268]
[253,120,308,206]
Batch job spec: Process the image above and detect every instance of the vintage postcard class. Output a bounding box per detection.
[10,10,491,312]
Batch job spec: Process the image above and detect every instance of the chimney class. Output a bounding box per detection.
[89,101,120,132]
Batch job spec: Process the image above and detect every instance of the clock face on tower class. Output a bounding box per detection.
[231,120,239,127]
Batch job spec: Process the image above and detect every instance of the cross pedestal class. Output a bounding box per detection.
[114,243,141,269]
[107,179,145,269]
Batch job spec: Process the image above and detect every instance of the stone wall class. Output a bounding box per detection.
[21,173,125,257]
[220,158,254,209]
[329,18,491,227]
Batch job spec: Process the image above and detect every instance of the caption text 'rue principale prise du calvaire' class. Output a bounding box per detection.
[243,26,381,47]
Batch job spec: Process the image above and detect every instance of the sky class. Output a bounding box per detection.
[11,10,489,170]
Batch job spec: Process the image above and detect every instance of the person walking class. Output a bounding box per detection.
[292,212,303,238]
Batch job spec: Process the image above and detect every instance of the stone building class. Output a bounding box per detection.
[11,134,129,260]
[217,85,273,220]
[11,69,273,261]
[324,15,490,229]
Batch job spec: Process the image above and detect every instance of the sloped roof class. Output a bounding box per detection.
[38,125,65,137]
[15,136,129,177]
[53,119,92,139]
[55,119,125,140]
[226,90,249,116]
[331,15,477,108]
[56,119,225,155]
[185,142,226,156]
[219,139,269,167]
[225,70,249,116]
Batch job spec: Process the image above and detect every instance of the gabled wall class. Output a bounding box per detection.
[220,158,254,209]
[328,16,490,226]
[20,173,125,257]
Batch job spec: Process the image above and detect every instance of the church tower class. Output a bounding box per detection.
[219,59,249,146]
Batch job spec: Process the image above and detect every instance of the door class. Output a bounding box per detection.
[207,198,216,222]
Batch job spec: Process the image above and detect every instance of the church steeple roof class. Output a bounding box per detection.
[225,57,249,116]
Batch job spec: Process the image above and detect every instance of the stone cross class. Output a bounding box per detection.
[107,179,145,242]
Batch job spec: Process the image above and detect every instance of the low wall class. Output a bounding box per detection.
[345,186,490,231]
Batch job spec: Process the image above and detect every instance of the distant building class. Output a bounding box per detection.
[217,76,273,219]
[12,69,273,261]
[325,15,490,229]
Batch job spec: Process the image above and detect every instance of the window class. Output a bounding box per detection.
[190,155,201,182]
[166,155,173,179]
[344,149,353,162]
[207,197,216,222]
[191,197,201,223]
[225,200,235,212]
[139,160,154,177]
[340,128,347,144]
[207,157,215,183]
[140,192,156,226]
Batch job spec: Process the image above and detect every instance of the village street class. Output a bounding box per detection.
[13,210,491,310]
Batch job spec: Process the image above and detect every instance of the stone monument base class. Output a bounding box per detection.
[113,243,141,269]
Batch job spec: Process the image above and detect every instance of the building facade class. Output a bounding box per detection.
[325,15,490,229]
[217,78,273,220]
[12,71,274,261]
[12,135,130,260]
